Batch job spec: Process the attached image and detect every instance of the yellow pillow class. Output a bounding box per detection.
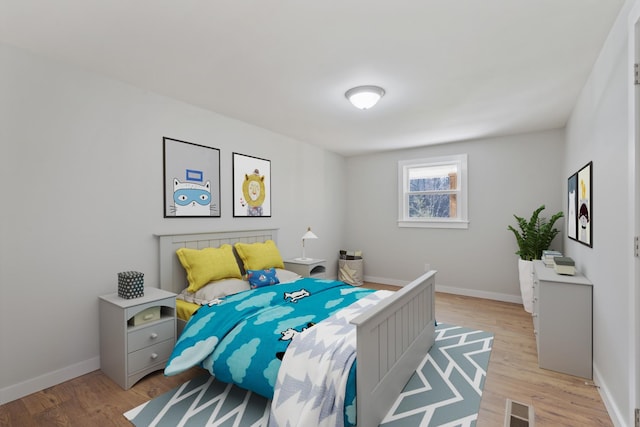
[234,240,285,271]
[176,244,242,292]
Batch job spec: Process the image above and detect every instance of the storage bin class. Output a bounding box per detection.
[128,306,161,326]
[338,259,363,286]
[118,271,144,299]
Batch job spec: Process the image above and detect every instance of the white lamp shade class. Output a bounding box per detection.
[345,85,385,110]
[302,229,318,240]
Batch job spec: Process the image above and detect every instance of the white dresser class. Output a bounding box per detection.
[532,260,593,379]
[99,287,176,389]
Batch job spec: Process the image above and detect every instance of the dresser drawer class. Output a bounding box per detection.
[127,339,174,374]
[128,320,175,353]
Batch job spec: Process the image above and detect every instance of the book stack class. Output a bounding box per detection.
[554,257,576,276]
[541,250,562,267]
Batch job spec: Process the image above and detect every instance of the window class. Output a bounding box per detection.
[398,154,468,229]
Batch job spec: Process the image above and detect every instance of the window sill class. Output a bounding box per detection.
[398,220,469,229]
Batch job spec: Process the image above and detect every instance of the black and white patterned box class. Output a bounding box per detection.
[117,271,144,299]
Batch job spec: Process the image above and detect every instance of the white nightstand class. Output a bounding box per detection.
[283,258,326,278]
[99,287,176,389]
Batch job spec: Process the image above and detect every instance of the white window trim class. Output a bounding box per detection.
[397,154,469,229]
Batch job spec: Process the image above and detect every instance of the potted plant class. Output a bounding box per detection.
[508,205,563,313]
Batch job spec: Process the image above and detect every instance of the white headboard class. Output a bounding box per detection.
[156,229,279,294]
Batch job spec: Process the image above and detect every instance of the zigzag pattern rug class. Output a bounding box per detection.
[124,324,493,427]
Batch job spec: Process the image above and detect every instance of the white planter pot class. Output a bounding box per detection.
[518,259,534,313]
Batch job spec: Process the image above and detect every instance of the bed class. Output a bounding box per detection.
[156,228,435,427]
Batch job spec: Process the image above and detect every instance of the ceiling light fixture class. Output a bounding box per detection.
[345,85,385,110]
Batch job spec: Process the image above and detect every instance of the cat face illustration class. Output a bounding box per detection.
[173,179,211,216]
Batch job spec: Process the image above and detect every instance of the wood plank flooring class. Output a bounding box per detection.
[0,283,612,426]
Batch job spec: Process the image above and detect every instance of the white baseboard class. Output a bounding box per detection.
[0,357,100,405]
[593,363,626,427]
[434,284,523,304]
[364,275,523,305]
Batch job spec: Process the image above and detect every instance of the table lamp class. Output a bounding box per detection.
[299,227,318,260]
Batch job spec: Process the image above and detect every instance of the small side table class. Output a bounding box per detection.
[99,287,176,389]
[283,258,326,278]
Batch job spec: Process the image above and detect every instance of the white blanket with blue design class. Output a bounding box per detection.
[269,290,392,427]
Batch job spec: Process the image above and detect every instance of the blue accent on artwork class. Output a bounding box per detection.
[173,188,211,206]
[186,169,204,182]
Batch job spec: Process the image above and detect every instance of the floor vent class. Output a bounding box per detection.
[504,399,535,427]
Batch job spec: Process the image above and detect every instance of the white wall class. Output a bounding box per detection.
[344,129,565,302]
[564,1,635,425]
[0,44,346,403]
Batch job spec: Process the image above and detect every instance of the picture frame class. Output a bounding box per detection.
[232,152,271,217]
[567,173,578,241]
[163,137,221,218]
[576,161,593,247]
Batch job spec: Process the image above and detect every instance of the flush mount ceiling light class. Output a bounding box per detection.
[345,85,385,110]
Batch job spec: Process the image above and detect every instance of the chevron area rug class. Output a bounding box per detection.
[124,324,493,427]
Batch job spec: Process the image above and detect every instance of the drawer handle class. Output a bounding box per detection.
[143,314,154,320]
[150,353,158,360]
[150,333,158,339]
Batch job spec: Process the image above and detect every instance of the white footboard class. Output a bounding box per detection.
[351,270,436,427]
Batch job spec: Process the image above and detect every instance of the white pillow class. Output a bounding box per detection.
[275,268,302,284]
[176,269,301,305]
[177,278,250,305]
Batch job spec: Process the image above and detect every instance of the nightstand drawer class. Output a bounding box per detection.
[128,320,175,353]
[127,339,173,374]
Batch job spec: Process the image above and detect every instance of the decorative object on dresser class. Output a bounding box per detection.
[553,256,576,276]
[99,287,176,389]
[163,137,221,218]
[283,257,326,278]
[541,250,562,267]
[532,260,592,379]
[508,205,563,313]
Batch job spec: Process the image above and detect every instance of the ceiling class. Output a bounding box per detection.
[0,1,626,157]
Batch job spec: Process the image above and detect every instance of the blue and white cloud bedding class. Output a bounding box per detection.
[164,278,376,402]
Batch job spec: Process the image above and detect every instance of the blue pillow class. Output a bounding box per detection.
[247,268,280,289]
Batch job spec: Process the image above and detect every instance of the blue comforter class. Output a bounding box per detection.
[164,278,375,400]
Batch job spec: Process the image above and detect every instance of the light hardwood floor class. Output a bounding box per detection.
[0,284,612,426]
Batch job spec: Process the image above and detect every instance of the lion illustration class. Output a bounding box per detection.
[242,169,266,216]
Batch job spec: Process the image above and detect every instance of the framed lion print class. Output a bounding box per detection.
[232,152,271,217]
